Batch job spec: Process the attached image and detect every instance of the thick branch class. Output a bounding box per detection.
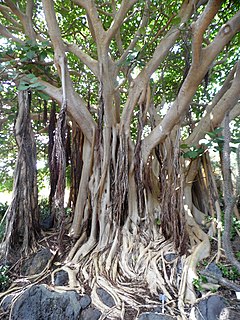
[203,10,240,63]
[4,0,25,22]
[65,43,99,76]
[191,0,221,66]
[121,0,195,131]
[34,78,95,143]
[185,62,240,146]
[26,0,34,18]
[42,0,96,142]
[74,0,105,46]
[142,11,240,162]
[105,0,138,45]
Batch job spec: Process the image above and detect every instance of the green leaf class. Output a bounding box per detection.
[180,144,189,149]
[40,51,48,61]
[26,73,37,79]
[18,82,30,91]
[38,92,50,100]
[183,150,199,159]
[29,82,46,90]
[172,16,181,25]
[26,51,36,59]
[139,27,146,35]
[206,132,216,138]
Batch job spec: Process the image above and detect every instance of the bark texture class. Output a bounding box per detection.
[3,90,39,257]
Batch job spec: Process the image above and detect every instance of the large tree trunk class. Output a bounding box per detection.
[2,91,39,257]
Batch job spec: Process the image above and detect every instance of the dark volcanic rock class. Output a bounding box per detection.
[80,307,102,320]
[10,284,82,320]
[190,295,227,320]
[54,270,69,286]
[40,214,54,231]
[22,248,52,275]
[138,312,175,320]
[0,293,16,312]
[79,294,91,309]
[96,287,115,307]
[164,253,177,262]
[202,262,223,284]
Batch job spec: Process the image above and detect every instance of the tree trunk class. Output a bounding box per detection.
[2,90,39,257]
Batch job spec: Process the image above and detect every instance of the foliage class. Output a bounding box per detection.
[192,275,208,292]
[0,265,10,292]
[39,198,50,219]
[230,217,240,240]
[0,202,8,219]
[217,263,240,281]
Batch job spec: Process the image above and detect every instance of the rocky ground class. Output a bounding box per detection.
[0,233,240,319]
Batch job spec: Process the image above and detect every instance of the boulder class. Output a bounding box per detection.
[9,284,82,320]
[96,287,115,307]
[138,312,175,320]
[79,295,91,309]
[190,295,227,320]
[22,248,52,276]
[53,270,69,286]
[80,307,102,320]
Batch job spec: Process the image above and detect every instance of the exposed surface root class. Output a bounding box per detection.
[69,232,190,319]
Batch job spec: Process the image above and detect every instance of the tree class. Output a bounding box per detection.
[0,0,240,318]
[2,90,40,256]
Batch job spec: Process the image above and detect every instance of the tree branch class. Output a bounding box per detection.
[4,0,25,22]
[141,11,240,162]
[203,10,240,63]
[26,0,34,18]
[121,0,195,130]
[74,0,105,46]
[0,24,24,44]
[0,4,22,28]
[3,0,36,40]
[42,0,96,142]
[105,0,138,45]
[185,61,240,146]
[65,43,99,77]
[117,0,150,65]
[191,0,221,66]
[206,62,237,113]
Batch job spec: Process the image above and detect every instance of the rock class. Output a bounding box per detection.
[22,248,52,276]
[80,307,102,320]
[219,307,240,320]
[190,295,227,320]
[138,312,175,320]
[202,262,222,284]
[0,293,16,312]
[10,284,82,320]
[54,270,69,286]
[96,287,115,307]
[164,253,177,262]
[79,295,91,309]
[40,214,54,231]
